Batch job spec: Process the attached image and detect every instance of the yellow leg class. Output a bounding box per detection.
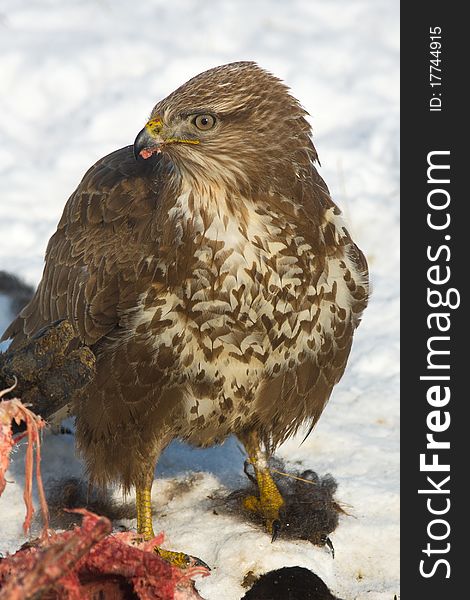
[135,482,209,570]
[239,431,285,540]
[136,485,155,540]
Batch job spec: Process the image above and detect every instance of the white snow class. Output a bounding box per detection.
[0,1,399,598]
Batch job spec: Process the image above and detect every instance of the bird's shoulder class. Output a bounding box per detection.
[4,148,165,348]
[58,145,161,231]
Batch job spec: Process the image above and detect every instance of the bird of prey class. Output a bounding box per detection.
[3,61,368,563]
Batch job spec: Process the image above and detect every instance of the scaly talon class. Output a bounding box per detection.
[271,519,282,542]
[136,481,210,570]
[239,431,286,540]
[243,460,257,485]
[321,534,335,559]
[242,494,262,513]
[154,547,211,570]
[136,486,155,540]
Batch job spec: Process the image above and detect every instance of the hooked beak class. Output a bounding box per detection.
[133,118,164,160]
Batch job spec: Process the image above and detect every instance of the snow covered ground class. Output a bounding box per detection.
[0,1,399,598]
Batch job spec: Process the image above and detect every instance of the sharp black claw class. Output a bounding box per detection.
[192,556,211,571]
[271,519,282,543]
[321,534,335,559]
[243,460,257,484]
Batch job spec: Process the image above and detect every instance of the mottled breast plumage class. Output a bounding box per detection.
[2,61,369,489]
[121,174,368,449]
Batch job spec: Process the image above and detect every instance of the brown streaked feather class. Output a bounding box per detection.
[2,62,369,491]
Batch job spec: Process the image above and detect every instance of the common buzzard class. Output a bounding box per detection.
[3,62,369,562]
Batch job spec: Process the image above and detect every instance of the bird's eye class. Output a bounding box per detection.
[192,114,216,131]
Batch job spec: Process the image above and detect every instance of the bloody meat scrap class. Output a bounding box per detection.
[0,392,49,534]
[0,393,208,599]
[0,510,208,600]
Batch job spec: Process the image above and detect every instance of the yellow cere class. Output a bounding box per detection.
[145,118,163,133]
[145,119,200,145]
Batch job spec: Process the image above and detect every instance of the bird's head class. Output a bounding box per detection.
[133,62,317,194]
